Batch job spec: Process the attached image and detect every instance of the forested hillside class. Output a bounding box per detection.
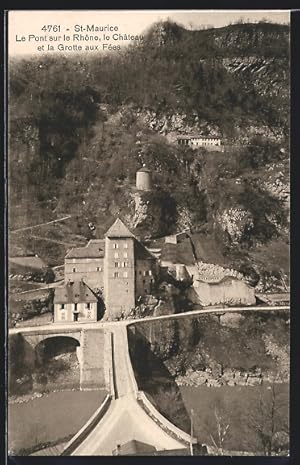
[9,21,290,288]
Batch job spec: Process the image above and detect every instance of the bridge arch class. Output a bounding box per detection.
[35,335,81,365]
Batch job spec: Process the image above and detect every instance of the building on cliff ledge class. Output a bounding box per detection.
[59,218,158,321]
[177,135,222,151]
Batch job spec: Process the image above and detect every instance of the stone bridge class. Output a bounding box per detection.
[9,306,289,455]
[9,323,110,390]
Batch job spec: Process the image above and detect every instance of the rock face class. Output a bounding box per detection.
[129,310,290,390]
[219,312,245,328]
[196,262,244,282]
[216,208,254,243]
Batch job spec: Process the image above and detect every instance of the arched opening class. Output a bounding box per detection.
[34,336,81,390]
[36,336,80,362]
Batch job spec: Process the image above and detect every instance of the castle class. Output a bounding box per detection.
[54,218,158,322]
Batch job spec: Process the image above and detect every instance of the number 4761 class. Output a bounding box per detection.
[41,25,61,32]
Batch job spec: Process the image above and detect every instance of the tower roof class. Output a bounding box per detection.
[105,218,135,238]
[137,166,151,173]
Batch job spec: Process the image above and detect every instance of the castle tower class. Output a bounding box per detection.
[136,166,152,191]
[104,218,136,319]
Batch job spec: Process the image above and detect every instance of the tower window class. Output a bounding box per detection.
[114,252,119,258]
[124,243,128,249]
[113,243,118,249]
[124,252,128,258]
[115,262,119,268]
[61,304,65,309]
[114,272,119,278]
[97,267,102,271]
[123,271,128,278]
[74,303,78,310]
[72,268,76,272]
[87,303,90,309]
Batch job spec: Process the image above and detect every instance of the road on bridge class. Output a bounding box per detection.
[9,305,290,336]
[9,305,290,455]
[71,324,186,455]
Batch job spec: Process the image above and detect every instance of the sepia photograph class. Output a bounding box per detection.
[7,9,290,457]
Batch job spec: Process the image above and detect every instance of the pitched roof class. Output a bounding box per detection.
[65,239,105,259]
[105,218,135,238]
[54,280,98,304]
[135,241,156,261]
[161,239,195,265]
[137,166,151,173]
[9,255,47,270]
[113,440,156,455]
[177,135,221,140]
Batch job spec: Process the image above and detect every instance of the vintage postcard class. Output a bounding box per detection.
[7,9,290,457]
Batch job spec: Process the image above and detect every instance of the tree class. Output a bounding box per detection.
[241,377,289,455]
[204,401,231,455]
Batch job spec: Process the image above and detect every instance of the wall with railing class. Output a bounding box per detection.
[61,394,111,456]
[126,323,197,447]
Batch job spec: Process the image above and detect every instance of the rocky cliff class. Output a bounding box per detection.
[128,310,290,389]
[9,21,290,289]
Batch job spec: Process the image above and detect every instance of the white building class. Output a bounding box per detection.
[177,135,222,150]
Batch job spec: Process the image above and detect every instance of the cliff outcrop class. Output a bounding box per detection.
[9,21,290,290]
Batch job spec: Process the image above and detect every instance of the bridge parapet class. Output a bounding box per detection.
[104,330,115,399]
[125,323,196,447]
[61,394,112,456]
[137,391,197,447]
[19,329,82,349]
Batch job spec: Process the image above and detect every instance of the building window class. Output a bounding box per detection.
[72,268,76,272]
[74,303,78,310]
[61,304,65,309]
[143,279,146,284]
[122,261,128,268]
[124,243,128,249]
[123,271,128,278]
[113,243,118,249]
[61,313,65,320]
[87,312,92,319]
[124,252,128,258]
[114,252,119,259]
[115,262,119,268]
[143,271,147,276]
[149,270,152,276]
[97,267,102,271]
[87,303,90,309]
[114,272,119,278]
